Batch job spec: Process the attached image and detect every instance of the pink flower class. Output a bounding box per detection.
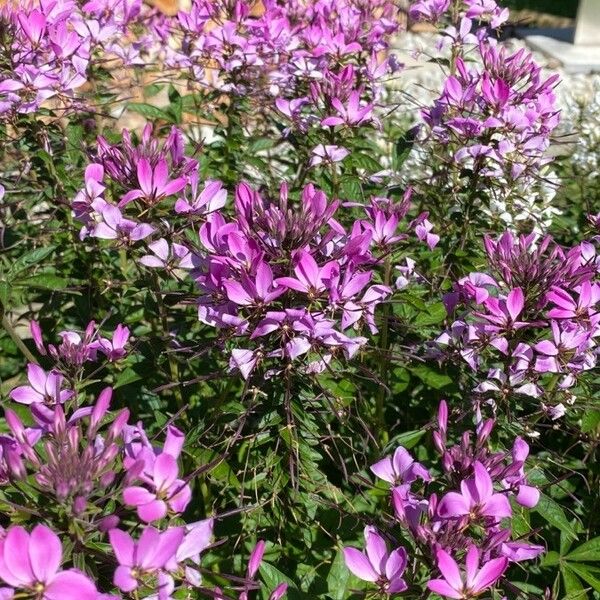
[123,452,191,522]
[174,175,227,215]
[9,363,73,406]
[370,446,430,485]
[343,526,408,594]
[224,262,286,307]
[547,282,600,320]
[309,144,349,166]
[119,158,187,207]
[437,461,512,521]
[140,239,191,270]
[94,324,129,361]
[276,250,339,299]
[428,546,508,599]
[0,524,97,599]
[92,202,154,242]
[321,91,374,127]
[109,526,184,592]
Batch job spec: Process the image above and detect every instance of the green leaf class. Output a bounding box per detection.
[393,128,416,170]
[535,494,577,541]
[114,367,143,389]
[414,302,447,326]
[19,273,70,290]
[389,429,426,450]
[10,246,56,276]
[127,103,173,122]
[567,538,600,562]
[561,565,588,599]
[581,410,600,433]
[409,365,453,390]
[567,563,600,592]
[326,549,350,600]
[259,563,296,593]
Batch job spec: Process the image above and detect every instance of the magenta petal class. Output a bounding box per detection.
[385,547,407,580]
[364,527,387,574]
[108,529,134,566]
[470,557,508,592]
[472,461,493,501]
[45,570,97,600]
[482,493,512,519]
[27,363,48,394]
[437,492,470,518]
[168,481,192,513]
[516,485,540,508]
[506,288,524,321]
[151,528,185,568]
[427,579,462,599]
[161,178,186,197]
[436,548,463,591]
[114,565,138,592]
[29,525,61,583]
[123,486,156,507]
[9,386,40,405]
[153,453,178,491]
[137,158,153,197]
[343,548,378,582]
[137,499,168,523]
[369,457,395,484]
[4,527,34,586]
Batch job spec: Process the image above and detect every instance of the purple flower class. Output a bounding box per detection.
[309,144,349,166]
[119,158,187,207]
[343,526,408,593]
[94,323,130,361]
[0,524,97,599]
[109,526,184,592]
[9,364,73,406]
[437,461,512,521]
[91,202,154,243]
[123,452,192,522]
[321,91,374,127]
[428,545,508,599]
[370,446,430,485]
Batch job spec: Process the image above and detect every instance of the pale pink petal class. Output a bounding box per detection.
[506,288,524,321]
[113,565,138,592]
[3,527,34,586]
[343,548,378,582]
[123,486,156,507]
[364,527,387,574]
[427,579,462,599]
[137,499,168,523]
[437,492,470,518]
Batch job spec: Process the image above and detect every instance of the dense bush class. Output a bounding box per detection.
[0,0,599,598]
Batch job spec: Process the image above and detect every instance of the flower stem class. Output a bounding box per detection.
[0,308,38,364]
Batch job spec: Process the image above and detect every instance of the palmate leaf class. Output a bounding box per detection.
[535,493,578,541]
[566,537,600,563]
[561,564,588,599]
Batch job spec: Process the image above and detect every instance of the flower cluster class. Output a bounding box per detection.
[2,363,289,599]
[73,125,438,380]
[436,230,600,421]
[186,183,438,379]
[170,0,399,136]
[73,124,197,242]
[0,0,163,120]
[402,0,561,235]
[344,400,543,597]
